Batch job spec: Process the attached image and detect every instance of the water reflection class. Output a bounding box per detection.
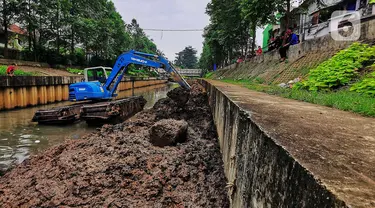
[0,83,178,171]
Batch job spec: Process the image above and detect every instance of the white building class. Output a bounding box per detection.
[297,0,373,40]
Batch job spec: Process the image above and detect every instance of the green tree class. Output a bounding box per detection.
[198,42,213,71]
[0,0,18,58]
[239,0,278,53]
[174,46,198,69]
[1,0,158,66]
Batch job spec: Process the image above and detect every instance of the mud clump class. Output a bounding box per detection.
[149,119,188,147]
[0,81,229,208]
[167,87,190,106]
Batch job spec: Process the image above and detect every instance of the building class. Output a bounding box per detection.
[0,24,27,50]
[296,0,374,40]
[0,24,28,59]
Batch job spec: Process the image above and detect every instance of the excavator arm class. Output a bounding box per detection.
[104,50,190,98]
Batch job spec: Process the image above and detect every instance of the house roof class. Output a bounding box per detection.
[9,24,27,35]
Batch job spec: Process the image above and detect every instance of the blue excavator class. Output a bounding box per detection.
[69,50,190,101]
[32,50,191,125]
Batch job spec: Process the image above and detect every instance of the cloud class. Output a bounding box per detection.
[112,0,210,61]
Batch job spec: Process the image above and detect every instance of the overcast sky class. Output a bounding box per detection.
[112,0,263,61]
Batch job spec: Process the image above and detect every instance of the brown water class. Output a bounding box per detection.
[0,83,178,172]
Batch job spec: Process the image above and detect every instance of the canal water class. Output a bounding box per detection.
[0,83,178,172]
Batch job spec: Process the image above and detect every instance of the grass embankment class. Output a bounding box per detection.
[0,65,35,76]
[212,43,375,117]
[220,79,375,117]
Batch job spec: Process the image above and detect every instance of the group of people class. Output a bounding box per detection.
[267,28,299,62]
[235,45,263,64]
[234,28,299,65]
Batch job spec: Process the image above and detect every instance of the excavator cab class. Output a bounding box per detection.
[84,67,112,84]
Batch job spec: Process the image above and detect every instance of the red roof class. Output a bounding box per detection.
[9,24,27,35]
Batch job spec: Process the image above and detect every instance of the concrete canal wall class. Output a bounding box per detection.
[0,76,167,110]
[199,79,375,208]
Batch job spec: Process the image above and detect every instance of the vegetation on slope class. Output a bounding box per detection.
[221,79,375,117]
[0,65,34,76]
[209,42,375,117]
[294,43,375,91]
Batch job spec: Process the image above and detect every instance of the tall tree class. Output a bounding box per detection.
[239,0,278,53]
[174,46,198,69]
[0,0,18,58]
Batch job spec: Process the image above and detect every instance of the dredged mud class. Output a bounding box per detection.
[0,81,229,208]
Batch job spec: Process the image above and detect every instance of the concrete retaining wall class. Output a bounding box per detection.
[0,76,167,110]
[200,79,347,208]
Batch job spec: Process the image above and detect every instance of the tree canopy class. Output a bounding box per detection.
[0,0,159,67]
[174,46,198,69]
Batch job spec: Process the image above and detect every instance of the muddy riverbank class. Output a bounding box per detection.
[0,83,177,173]
[0,82,229,207]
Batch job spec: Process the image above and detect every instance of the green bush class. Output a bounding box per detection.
[295,43,375,91]
[350,71,375,96]
[67,68,84,74]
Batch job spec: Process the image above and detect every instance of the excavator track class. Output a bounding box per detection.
[32,96,147,126]
[81,96,147,126]
[32,104,83,125]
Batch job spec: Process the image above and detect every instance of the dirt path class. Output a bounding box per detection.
[19,66,78,76]
[206,79,375,208]
[0,82,229,208]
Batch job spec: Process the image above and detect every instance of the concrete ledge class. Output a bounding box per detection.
[200,79,375,208]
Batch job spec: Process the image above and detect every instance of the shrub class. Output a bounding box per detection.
[350,71,375,96]
[295,43,375,91]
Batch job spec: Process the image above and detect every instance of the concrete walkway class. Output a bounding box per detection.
[207,79,375,207]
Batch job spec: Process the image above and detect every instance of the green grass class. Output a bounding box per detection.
[204,71,215,79]
[0,65,35,76]
[67,68,85,74]
[221,79,375,117]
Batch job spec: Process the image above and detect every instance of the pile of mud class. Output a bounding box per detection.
[0,82,229,208]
